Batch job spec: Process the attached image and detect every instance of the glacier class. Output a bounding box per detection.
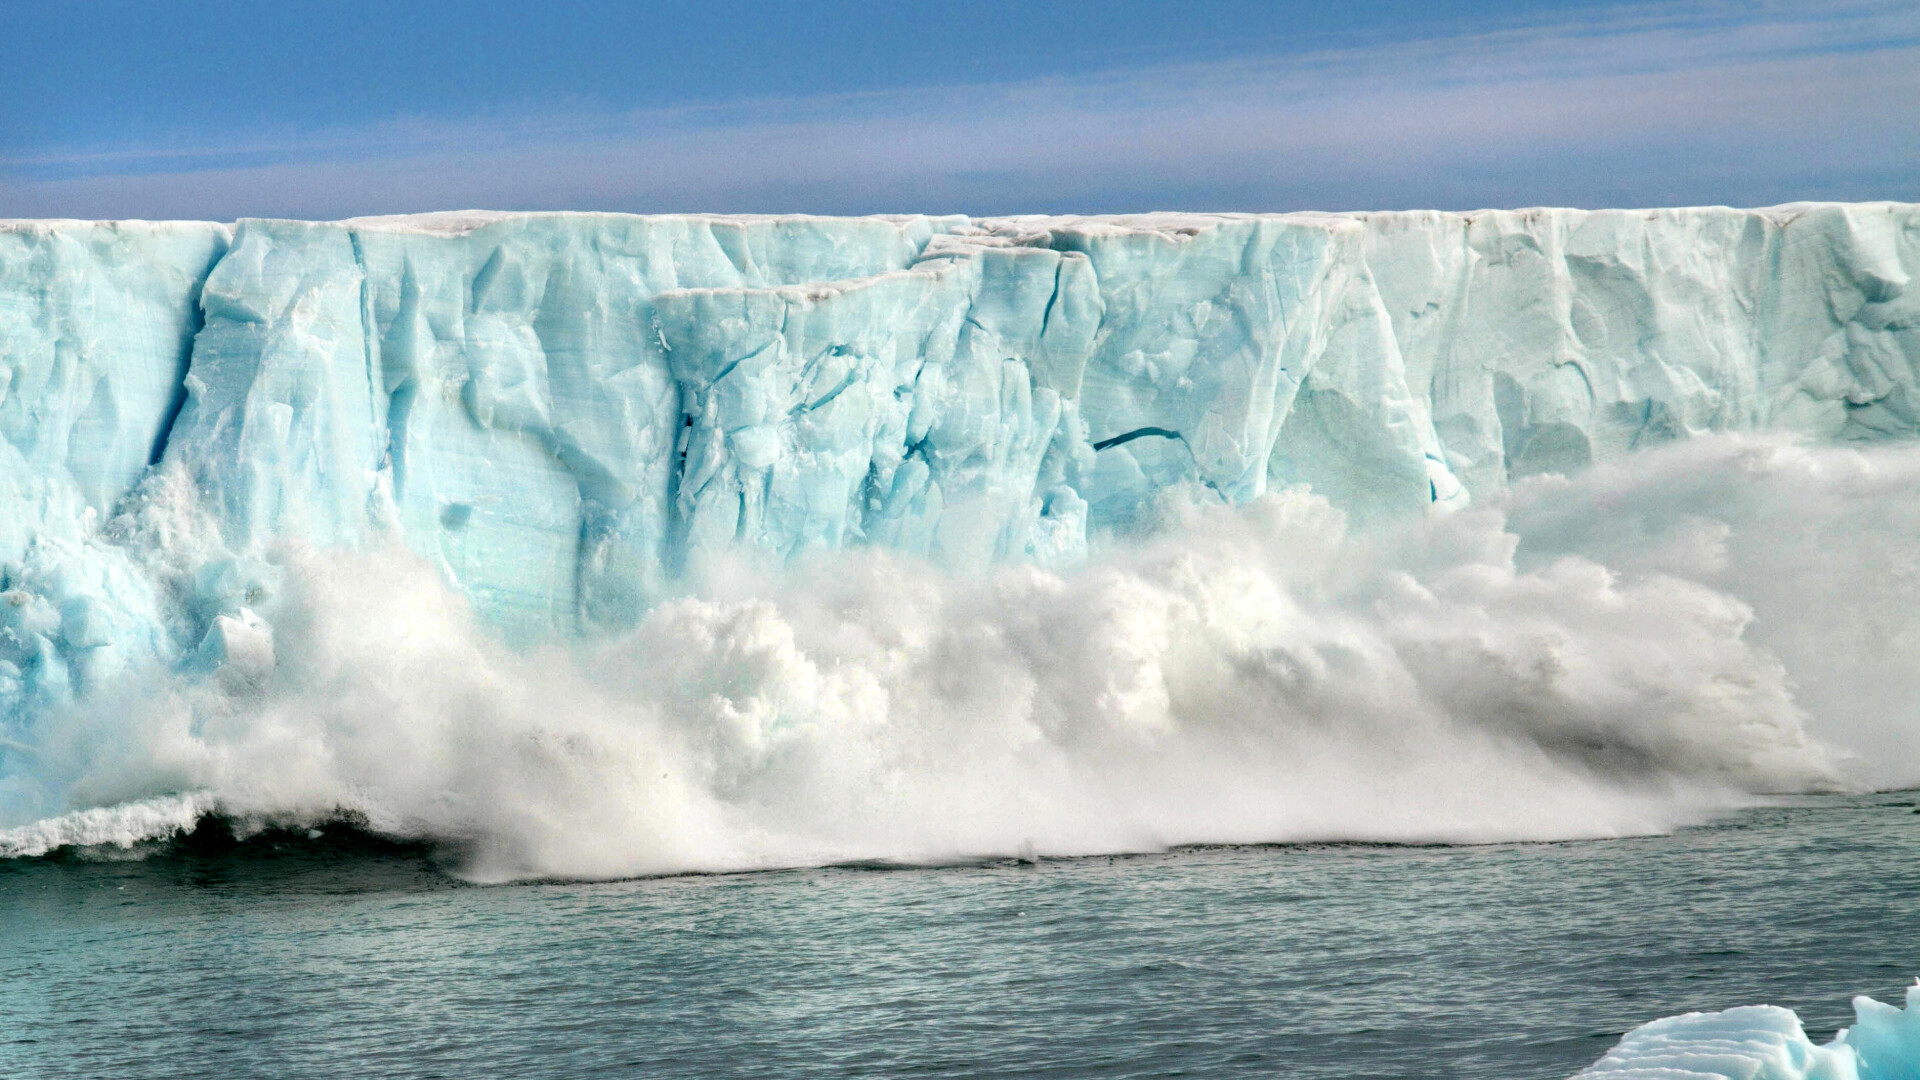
[1,203,1918,868]
[6,206,1916,638]
[1578,983,1920,1080]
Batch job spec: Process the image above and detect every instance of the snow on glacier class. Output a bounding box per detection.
[1,203,1917,863]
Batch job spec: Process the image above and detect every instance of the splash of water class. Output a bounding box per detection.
[6,435,1915,881]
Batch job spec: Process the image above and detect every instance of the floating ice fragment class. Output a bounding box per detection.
[1577,983,1920,1080]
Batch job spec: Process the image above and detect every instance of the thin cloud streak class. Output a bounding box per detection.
[5,0,1916,218]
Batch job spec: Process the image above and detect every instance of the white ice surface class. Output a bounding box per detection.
[1577,983,1920,1080]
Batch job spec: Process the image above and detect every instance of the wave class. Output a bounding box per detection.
[0,804,439,863]
[3,435,1915,881]
[0,793,214,859]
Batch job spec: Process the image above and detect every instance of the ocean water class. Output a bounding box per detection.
[5,792,1916,1079]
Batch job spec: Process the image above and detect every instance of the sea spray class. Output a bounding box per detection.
[10,435,1909,881]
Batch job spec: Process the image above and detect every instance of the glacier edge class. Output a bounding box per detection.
[1,203,1917,732]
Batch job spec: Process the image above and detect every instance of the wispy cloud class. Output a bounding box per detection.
[5,0,1916,219]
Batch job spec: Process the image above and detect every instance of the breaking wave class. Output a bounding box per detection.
[4,435,1917,882]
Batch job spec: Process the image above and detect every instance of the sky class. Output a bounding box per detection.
[2,0,1916,219]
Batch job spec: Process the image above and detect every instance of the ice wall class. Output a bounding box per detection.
[0,221,230,720]
[1356,205,1920,494]
[1,205,1916,720]
[0,220,228,562]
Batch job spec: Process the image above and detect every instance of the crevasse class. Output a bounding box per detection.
[1,205,1915,722]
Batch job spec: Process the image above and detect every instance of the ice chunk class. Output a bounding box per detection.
[189,606,275,683]
[1577,983,1920,1080]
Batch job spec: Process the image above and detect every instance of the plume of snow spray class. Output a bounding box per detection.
[8,436,1917,881]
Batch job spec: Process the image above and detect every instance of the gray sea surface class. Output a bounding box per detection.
[3,792,1916,1079]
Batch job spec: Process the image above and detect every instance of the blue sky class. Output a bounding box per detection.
[3,0,1915,218]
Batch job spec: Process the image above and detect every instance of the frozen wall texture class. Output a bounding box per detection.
[1,205,1916,716]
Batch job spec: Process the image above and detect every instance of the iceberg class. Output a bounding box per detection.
[0,204,1916,747]
[1578,982,1920,1080]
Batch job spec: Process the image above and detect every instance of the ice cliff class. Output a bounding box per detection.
[2,204,1917,721]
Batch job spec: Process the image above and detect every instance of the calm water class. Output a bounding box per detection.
[3,793,1916,1080]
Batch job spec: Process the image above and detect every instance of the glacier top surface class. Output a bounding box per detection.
[8,201,1914,235]
[333,209,969,236]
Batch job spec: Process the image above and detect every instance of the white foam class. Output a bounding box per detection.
[11,435,1903,881]
[0,791,213,858]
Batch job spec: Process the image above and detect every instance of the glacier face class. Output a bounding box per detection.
[1,204,1917,730]
[0,220,227,562]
